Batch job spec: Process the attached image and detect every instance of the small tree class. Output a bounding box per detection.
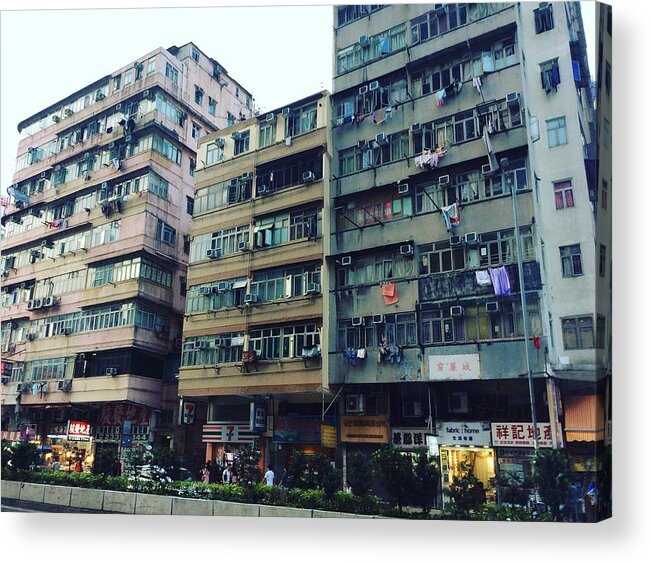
[411,449,440,513]
[447,460,484,519]
[92,446,116,475]
[233,445,260,489]
[152,446,184,480]
[371,445,414,512]
[9,441,40,470]
[287,451,311,489]
[496,470,532,507]
[532,448,572,521]
[346,450,372,496]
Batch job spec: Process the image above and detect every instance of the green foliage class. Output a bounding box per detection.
[8,441,40,470]
[151,446,184,479]
[92,447,116,475]
[532,449,572,521]
[287,451,310,489]
[287,488,327,510]
[371,446,415,512]
[346,450,372,496]
[287,452,340,498]
[496,470,533,506]
[233,445,260,489]
[447,460,485,519]
[411,449,440,513]
[2,440,13,468]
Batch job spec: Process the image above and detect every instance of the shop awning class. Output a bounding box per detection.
[564,394,605,442]
[231,279,248,289]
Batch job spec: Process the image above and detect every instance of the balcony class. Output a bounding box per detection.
[328,347,421,385]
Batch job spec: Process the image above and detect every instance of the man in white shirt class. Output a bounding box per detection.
[262,465,275,486]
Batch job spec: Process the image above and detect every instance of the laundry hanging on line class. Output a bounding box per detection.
[380,282,399,305]
[488,266,511,296]
[475,270,492,287]
[441,202,461,231]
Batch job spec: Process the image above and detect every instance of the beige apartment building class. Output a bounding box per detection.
[1,43,253,471]
[178,91,331,470]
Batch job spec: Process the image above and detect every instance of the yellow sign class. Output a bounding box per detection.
[321,424,337,448]
[340,416,390,444]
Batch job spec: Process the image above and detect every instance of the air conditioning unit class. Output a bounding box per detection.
[57,379,72,392]
[244,293,258,305]
[62,327,73,336]
[450,305,464,317]
[506,92,520,107]
[217,281,230,293]
[450,235,462,246]
[357,139,367,150]
[32,299,43,309]
[231,131,241,140]
[16,383,23,393]
[105,367,119,376]
[359,85,368,95]
[21,385,30,394]
[1,375,9,385]
[142,89,151,99]
[26,333,37,341]
[206,248,221,259]
[359,34,369,46]
[372,314,385,324]
[369,80,380,91]
[26,300,36,311]
[481,163,495,176]
[345,394,365,413]
[54,165,62,172]
[340,256,352,267]
[302,171,316,183]
[351,317,365,327]
[281,107,291,117]
[95,90,105,101]
[305,283,321,295]
[214,337,224,348]
[1,343,15,354]
[397,183,409,195]
[115,103,123,112]
[5,321,16,330]
[410,123,422,133]
[464,232,479,245]
[400,244,414,257]
[238,241,250,252]
[64,108,74,116]
[438,175,450,186]
[42,296,59,307]
[194,340,210,350]
[52,115,61,123]
[214,137,225,148]
[199,286,213,296]
[486,301,500,314]
[375,133,389,146]
[265,113,276,122]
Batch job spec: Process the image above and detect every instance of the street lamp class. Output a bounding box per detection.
[500,157,539,451]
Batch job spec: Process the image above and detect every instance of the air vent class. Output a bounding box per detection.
[464,232,479,245]
[372,314,385,324]
[450,235,462,246]
[397,183,409,195]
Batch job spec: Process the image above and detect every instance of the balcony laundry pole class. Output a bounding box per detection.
[501,157,539,450]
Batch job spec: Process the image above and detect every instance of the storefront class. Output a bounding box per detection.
[95,403,152,466]
[491,421,554,482]
[437,421,496,505]
[272,415,337,469]
[202,421,259,467]
[45,420,94,471]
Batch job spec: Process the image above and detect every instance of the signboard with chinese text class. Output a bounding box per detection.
[391,428,431,450]
[202,423,256,443]
[428,353,481,381]
[491,422,553,448]
[340,416,389,444]
[20,424,37,441]
[250,402,267,432]
[436,421,491,446]
[321,424,337,448]
[274,415,336,443]
[98,403,150,427]
[67,420,91,441]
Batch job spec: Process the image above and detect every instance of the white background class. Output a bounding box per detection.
[1,1,647,560]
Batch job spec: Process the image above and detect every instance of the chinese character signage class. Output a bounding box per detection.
[436,421,491,446]
[274,415,336,443]
[391,428,430,450]
[98,403,150,426]
[428,353,481,381]
[321,424,337,449]
[491,422,553,448]
[202,423,256,443]
[250,402,267,432]
[67,420,91,441]
[340,416,389,444]
[20,424,37,441]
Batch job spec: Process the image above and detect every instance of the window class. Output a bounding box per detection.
[124,70,134,86]
[227,112,236,127]
[562,316,594,349]
[259,121,276,148]
[147,56,156,75]
[601,180,608,210]
[534,3,554,33]
[418,241,465,275]
[189,158,196,177]
[152,135,182,165]
[560,244,583,277]
[113,75,121,90]
[195,86,204,105]
[208,97,217,116]
[165,62,179,85]
[191,47,200,62]
[250,323,321,360]
[186,196,194,215]
[192,122,201,140]
[156,219,176,246]
[286,102,318,136]
[234,130,250,155]
[554,179,574,209]
[599,244,606,277]
[546,116,567,148]
[605,62,611,96]
[206,143,224,165]
[540,59,560,93]
[603,118,610,148]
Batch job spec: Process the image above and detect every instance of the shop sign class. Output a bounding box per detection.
[436,421,491,446]
[428,353,481,381]
[274,415,336,443]
[569,455,600,473]
[182,401,196,425]
[340,416,389,444]
[202,422,256,443]
[250,402,267,433]
[99,403,150,426]
[67,420,91,441]
[321,424,337,449]
[491,422,553,448]
[46,424,68,438]
[1,430,20,441]
[391,427,431,450]
[20,424,37,441]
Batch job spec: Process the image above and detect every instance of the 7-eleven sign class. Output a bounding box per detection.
[202,423,256,443]
[182,401,196,424]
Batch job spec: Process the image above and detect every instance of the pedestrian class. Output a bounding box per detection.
[222,464,233,484]
[209,459,218,483]
[75,460,83,473]
[201,461,211,483]
[112,458,122,477]
[344,481,353,494]
[280,467,289,490]
[262,464,275,486]
[52,458,61,471]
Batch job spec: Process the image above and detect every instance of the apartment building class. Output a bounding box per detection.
[179,91,330,470]
[0,43,253,470]
[328,3,608,504]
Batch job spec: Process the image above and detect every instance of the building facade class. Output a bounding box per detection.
[1,43,253,471]
[178,91,331,472]
[329,2,608,507]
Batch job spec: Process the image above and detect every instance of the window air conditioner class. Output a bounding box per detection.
[410,123,422,133]
[206,248,221,259]
[54,165,62,172]
[5,322,16,330]
[340,256,352,267]
[372,314,385,324]
[33,299,43,309]
[450,305,464,317]
[282,107,291,117]
[359,85,368,95]
[398,183,409,195]
[26,333,37,341]
[142,89,151,99]
[345,394,365,413]
[464,232,479,245]
[400,244,414,257]
[41,172,47,178]
[369,80,380,91]
[27,300,36,311]
[52,115,61,123]
[95,90,105,101]
[238,241,250,252]
[304,283,321,295]
[244,293,258,304]
[217,281,230,293]
[194,340,209,350]
[115,103,122,112]
[351,317,365,327]
[105,367,119,376]
[481,163,495,176]
[438,175,450,186]
[64,108,74,116]
[375,133,389,146]
[1,375,10,385]
[265,113,276,122]
[486,301,500,314]
[506,92,520,107]
[450,235,462,246]
[302,171,316,183]
[43,296,59,307]
[199,286,213,296]
[62,327,73,336]
[214,137,225,148]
